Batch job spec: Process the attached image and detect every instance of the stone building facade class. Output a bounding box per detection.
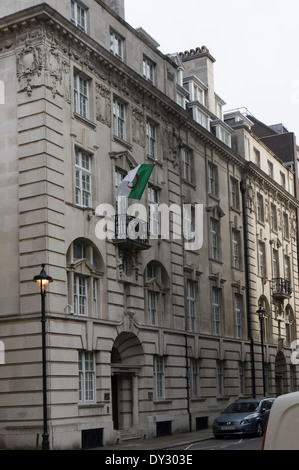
[0,0,298,449]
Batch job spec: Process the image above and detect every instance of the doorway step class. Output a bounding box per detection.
[120,429,141,443]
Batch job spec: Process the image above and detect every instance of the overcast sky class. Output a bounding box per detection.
[125,0,299,138]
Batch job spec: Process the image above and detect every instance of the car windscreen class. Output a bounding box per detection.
[223,402,259,413]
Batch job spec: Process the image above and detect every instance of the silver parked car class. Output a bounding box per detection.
[213,397,275,438]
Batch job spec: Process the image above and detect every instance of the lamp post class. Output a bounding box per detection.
[256,304,268,397]
[33,264,53,450]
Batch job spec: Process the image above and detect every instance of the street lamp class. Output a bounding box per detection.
[256,304,268,397]
[33,264,53,450]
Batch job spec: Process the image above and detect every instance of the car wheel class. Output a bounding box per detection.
[256,421,263,437]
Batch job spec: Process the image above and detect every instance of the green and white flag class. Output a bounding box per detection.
[116,163,155,200]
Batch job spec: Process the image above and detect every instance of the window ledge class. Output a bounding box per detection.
[73,112,97,129]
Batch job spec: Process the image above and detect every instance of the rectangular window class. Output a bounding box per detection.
[78,351,95,403]
[110,30,124,60]
[148,291,158,325]
[210,218,219,260]
[257,193,264,223]
[93,278,98,316]
[153,356,164,400]
[232,229,240,268]
[284,255,291,281]
[74,72,89,119]
[280,172,286,189]
[212,287,221,335]
[71,0,87,32]
[143,56,154,83]
[254,147,261,167]
[148,186,160,237]
[182,147,191,182]
[258,241,266,277]
[283,213,289,239]
[75,149,91,207]
[230,177,239,210]
[273,249,280,278]
[146,121,157,158]
[74,274,88,316]
[234,294,242,338]
[267,160,274,178]
[113,98,126,140]
[190,358,200,396]
[270,203,277,231]
[208,163,217,196]
[186,279,196,332]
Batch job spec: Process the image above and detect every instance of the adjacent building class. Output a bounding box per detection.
[0,0,298,449]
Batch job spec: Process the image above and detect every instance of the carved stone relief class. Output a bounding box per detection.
[96,82,111,127]
[16,40,43,96]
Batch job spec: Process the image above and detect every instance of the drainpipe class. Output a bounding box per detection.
[240,180,256,398]
[185,333,192,432]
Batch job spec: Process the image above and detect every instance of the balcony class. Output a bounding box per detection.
[272,278,292,300]
[114,214,150,251]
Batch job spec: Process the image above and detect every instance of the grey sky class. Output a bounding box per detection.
[125,0,299,137]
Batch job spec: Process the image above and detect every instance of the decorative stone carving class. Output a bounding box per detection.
[132,106,145,146]
[16,40,43,96]
[96,82,111,127]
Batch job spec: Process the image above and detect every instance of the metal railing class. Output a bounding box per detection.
[115,214,150,246]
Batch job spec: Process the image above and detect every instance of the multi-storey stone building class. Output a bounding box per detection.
[0,0,298,449]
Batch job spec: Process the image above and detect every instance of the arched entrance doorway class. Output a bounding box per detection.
[111,332,144,431]
[275,350,287,396]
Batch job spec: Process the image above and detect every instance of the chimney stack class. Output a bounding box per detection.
[102,0,124,18]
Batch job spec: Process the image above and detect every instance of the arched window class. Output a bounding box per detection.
[285,305,296,347]
[144,261,170,326]
[66,238,104,317]
[258,296,271,343]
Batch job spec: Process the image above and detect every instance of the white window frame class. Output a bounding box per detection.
[232,229,240,269]
[143,56,154,83]
[113,98,126,140]
[186,279,196,331]
[75,148,91,207]
[190,358,200,396]
[148,186,160,237]
[110,30,124,60]
[258,241,266,277]
[148,291,158,325]
[146,121,157,158]
[74,72,89,119]
[71,0,87,32]
[153,356,165,400]
[234,294,242,339]
[78,351,95,403]
[182,147,191,182]
[212,287,221,335]
[210,218,219,260]
[74,274,88,316]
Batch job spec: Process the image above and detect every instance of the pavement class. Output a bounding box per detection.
[96,428,214,451]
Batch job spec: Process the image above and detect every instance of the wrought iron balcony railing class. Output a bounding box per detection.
[114,214,150,250]
[272,278,292,299]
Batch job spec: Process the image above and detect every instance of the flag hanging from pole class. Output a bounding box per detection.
[116,163,155,200]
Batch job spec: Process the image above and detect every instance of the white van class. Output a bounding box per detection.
[262,391,299,450]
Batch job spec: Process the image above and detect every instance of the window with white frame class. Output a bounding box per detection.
[75,148,91,207]
[67,239,102,318]
[273,249,280,278]
[113,98,126,140]
[258,241,266,277]
[146,120,157,158]
[232,229,241,269]
[234,294,242,339]
[210,218,219,260]
[192,107,209,129]
[148,291,158,325]
[143,56,155,83]
[208,163,218,196]
[186,279,196,331]
[182,147,192,182]
[148,185,160,237]
[153,355,165,400]
[110,30,124,60]
[284,255,291,281]
[190,358,200,396]
[212,287,221,335]
[230,177,240,210]
[71,0,87,32]
[78,351,95,403]
[74,72,89,119]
